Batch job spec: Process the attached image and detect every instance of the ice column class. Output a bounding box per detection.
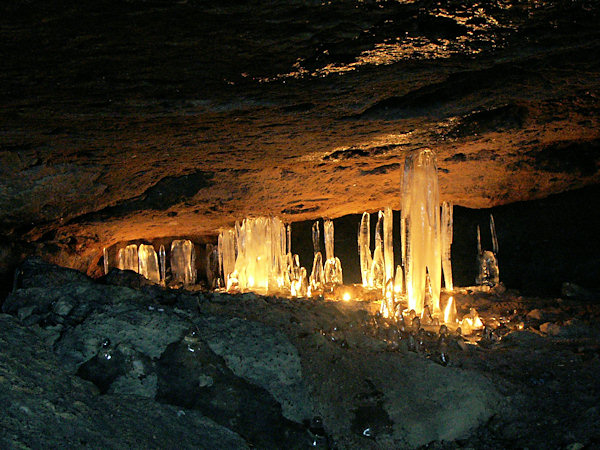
[310,221,324,292]
[370,212,385,289]
[171,239,196,285]
[358,212,372,287]
[206,243,220,289]
[441,201,453,291]
[401,148,442,314]
[323,219,343,286]
[118,244,139,272]
[138,244,160,283]
[159,244,166,285]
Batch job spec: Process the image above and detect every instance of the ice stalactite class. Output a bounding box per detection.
[441,201,454,291]
[159,244,166,286]
[221,217,291,294]
[310,221,324,292]
[170,239,196,285]
[370,212,385,289]
[358,212,372,287]
[323,219,343,286]
[476,214,499,286]
[118,244,139,272]
[401,148,442,315]
[383,207,394,285]
[138,244,160,283]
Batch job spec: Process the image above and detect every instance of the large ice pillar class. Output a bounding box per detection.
[138,244,160,283]
[170,239,196,285]
[370,212,385,289]
[401,148,441,314]
[358,212,372,287]
[441,201,453,291]
[323,219,343,286]
[159,244,166,285]
[117,244,139,272]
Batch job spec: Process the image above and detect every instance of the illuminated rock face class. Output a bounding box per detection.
[0,0,599,282]
[401,149,442,314]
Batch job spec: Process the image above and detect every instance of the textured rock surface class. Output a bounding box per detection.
[0,260,512,448]
[1,0,599,276]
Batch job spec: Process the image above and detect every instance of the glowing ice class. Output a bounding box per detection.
[138,244,160,283]
[309,221,324,291]
[401,148,441,315]
[170,239,196,285]
[323,219,343,286]
[117,244,139,272]
[441,201,453,291]
[159,244,166,285]
[383,207,394,286]
[370,212,385,289]
[218,228,237,289]
[358,212,372,287]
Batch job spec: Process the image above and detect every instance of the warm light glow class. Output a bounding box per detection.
[342,292,351,301]
[444,296,456,323]
[248,275,255,287]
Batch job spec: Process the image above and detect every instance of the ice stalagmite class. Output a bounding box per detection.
[358,212,372,287]
[138,244,160,283]
[118,244,139,272]
[171,239,196,285]
[370,212,385,289]
[401,148,442,315]
[441,201,454,291]
[383,207,394,286]
[218,229,237,288]
[310,221,324,292]
[323,219,343,286]
[159,244,166,285]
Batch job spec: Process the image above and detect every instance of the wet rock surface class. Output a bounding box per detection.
[2,260,600,448]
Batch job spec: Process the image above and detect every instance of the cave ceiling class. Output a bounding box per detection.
[1,0,599,269]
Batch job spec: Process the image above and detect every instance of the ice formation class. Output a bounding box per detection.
[170,239,196,285]
[476,215,500,286]
[383,207,394,287]
[358,212,372,287]
[205,243,220,289]
[103,247,109,275]
[401,148,442,315]
[159,244,166,285]
[220,217,291,294]
[441,201,454,291]
[138,244,160,283]
[117,244,139,272]
[370,212,385,289]
[323,219,343,286]
[309,221,324,291]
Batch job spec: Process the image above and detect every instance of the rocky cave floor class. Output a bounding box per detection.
[1,259,599,449]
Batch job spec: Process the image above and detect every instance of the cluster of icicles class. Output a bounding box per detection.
[104,148,499,325]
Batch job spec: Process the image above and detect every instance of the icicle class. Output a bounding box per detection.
[312,221,320,254]
[103,247,109,275]
[159,244,166,286]
[170,239,196,285]
[441,201,453,291]
[383,207,394,286]
[370,211,385,289]
[477,225,482,254]
[401,148,441,315]
[358,212,372,287]
[490,214,499,255]
[117,244,138,272]
[323,219,343,286]
[138,244,160,283]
